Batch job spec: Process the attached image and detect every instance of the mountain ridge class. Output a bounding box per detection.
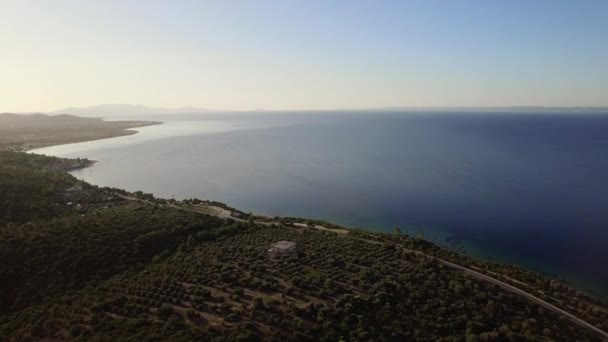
[48,104,608,117]
[52,104,214,117]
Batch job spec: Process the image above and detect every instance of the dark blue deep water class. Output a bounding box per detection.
[33,111,608,296]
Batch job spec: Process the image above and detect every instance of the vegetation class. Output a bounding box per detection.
[1,150,607,341]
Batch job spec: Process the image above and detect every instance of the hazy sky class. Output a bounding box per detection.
[1,0,607,112]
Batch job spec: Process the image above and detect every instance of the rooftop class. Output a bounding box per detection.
[270,241,295,250]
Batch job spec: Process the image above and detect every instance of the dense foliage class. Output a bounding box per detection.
[1,152,72,223]
[1,151,607,341]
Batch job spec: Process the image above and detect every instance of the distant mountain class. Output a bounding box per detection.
[0,113,101,128]
[50,105,608,117]
[363,106,608,113]
[52,104,213,117]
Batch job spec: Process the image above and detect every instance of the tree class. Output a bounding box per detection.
[394,227,401,236]
[157,304,174,319]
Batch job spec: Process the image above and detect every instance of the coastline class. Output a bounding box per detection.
[0,112,162,152]
[28,119,608,299]
[22,127,139,152]
[24,121,162,152]
[24,117,608,301]
[58,159,98,172]
[22,122,161,172]
[3,126,608,339]
[115,191,608,339]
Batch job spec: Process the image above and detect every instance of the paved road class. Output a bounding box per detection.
[439,258,608,340]
[385,238,608,341]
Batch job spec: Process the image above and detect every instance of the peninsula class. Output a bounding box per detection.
[0,113,160,151]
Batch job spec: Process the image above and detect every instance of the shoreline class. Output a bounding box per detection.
[23,128,139,152]
[3,131,608,338]
[15,117,608,302]
[117,192,608,339]
[23,121,163,171]
[24,121,162,152]
[30,125,608,300]
[0,112,162,152]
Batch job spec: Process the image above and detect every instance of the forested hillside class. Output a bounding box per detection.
[1,151,607,341]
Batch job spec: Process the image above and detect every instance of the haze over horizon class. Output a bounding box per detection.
[2,0,607,112]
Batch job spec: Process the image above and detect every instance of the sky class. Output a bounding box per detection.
[1,0,607,112]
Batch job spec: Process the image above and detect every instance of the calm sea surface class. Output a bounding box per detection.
[31,111,608,296]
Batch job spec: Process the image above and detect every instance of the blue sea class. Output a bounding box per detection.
[32,111,608,296]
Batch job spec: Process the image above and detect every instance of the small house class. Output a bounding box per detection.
[267,241,296,257]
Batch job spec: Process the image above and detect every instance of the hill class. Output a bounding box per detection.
[0,150,607,341]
